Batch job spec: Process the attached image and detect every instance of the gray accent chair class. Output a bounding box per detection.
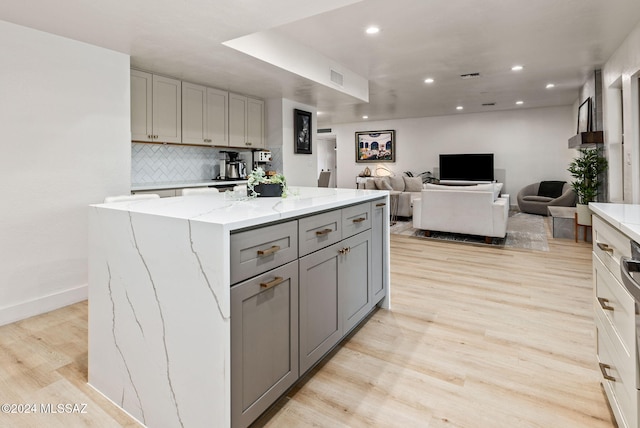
[517,182,576,216]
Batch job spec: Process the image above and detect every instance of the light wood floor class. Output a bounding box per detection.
[0,222,615,427]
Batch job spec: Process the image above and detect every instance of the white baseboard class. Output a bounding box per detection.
[0,285,88,327]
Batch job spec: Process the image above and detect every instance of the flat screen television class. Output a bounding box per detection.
[439,153,494,181]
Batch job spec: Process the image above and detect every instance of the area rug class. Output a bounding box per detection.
[390,211,549,251]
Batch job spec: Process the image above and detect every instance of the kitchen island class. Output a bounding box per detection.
[88,187,390,428]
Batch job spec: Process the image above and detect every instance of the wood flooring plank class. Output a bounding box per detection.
[0,220,615,428]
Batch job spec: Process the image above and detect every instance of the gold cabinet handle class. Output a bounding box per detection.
[338,247,351,255]
[352,217,366,223]
[376,203,386,207]
[315,228,332,236]
[599,362,615,382]
[257,245,280,256]
[260,276,284,290]
[597,297,614,311]
[596,242,614,254]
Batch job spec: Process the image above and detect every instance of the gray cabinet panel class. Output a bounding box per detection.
[341,230,372,333]
[298,210,342,256]
[342,202,371,238]
[299,244,342,374]
[231,261,299,428]
[371,198,387,304]
[230,220,298,284]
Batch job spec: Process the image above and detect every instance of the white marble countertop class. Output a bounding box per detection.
[590,202,640,243]
[131,179,248,191]
[96,187,389,231]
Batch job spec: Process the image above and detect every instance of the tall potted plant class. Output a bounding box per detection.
[567,147,607,225]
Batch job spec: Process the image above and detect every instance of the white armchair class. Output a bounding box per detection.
[412,184,509,243]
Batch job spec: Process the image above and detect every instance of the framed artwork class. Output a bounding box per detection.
[577,97,592,133]
[294,109,312,154]
[355,130,395,162]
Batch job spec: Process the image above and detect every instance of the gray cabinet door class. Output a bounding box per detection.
[342,202,372,238]
[341,230,372,333]
[231,261,299,428]
[298,209,342,256]
[299,243,343,374]
[230,220,298,284]
[371,198,387,304]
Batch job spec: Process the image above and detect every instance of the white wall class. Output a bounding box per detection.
[270,98,318,187]
[331,105,575,197]
[0,21,130,325]
[602,19,640,203]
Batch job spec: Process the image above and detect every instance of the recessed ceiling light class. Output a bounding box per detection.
[362,115,369,119]
[456,106,464,111]
[365,26,380,35]
[546,83,555,89]
[511,65,524,71]
[516,100,524,105]
[424,78,434,84]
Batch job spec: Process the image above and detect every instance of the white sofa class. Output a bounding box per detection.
[412,183,509,242]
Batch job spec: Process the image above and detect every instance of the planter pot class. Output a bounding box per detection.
[253,183,283,197]
[576,203,592,226]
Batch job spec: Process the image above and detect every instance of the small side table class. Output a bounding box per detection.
[547,206,576,239]
[574,212,592,243]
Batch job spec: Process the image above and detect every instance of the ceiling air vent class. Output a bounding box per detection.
[482,102,496,106]
[330,69,344,87]
[460,72,480,79]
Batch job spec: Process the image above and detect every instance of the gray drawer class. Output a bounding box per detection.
[298,210,342,256]
[230,220,298,284]
[342,202,371,238]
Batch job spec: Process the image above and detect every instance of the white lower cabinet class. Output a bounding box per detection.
[592,214,637,428]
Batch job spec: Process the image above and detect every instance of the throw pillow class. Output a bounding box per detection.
[538,181,565,198]
[374,178,393,190]
[403,176,423,192]
[389,176,405,192]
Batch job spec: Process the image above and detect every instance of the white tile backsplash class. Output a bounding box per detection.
[132,143,220,184]
[132,143,283,185]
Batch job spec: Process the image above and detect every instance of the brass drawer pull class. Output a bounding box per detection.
[260,276,284,290]
[376,203,386,207]
[257,245,280,256]
[316,228,332,236]
[599,362,615,382]
[338,247,351,255]
[352,217,366,223]
[597,297,614,311]
[596,242,614,254]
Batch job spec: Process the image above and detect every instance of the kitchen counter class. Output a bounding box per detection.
[88,187,390,428]
[589,202,640,243]
[131,179,248,191]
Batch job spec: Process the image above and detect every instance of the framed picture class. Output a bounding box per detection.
[355,130,395,162]
[294,109,312,154]
[577,97,592,133]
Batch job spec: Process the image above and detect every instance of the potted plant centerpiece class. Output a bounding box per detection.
[567,147,607,225]
[247,167,287,198]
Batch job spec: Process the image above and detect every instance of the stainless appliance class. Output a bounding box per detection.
[220,151,247,180]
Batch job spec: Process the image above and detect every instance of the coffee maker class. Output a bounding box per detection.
[221,151,246,180]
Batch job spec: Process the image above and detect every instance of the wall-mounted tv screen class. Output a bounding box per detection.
[439,153,494,181]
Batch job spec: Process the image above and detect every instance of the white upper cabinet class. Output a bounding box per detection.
[247,97,265,149]
[229,93,264,149]
[130,70,152,141]
[206,87,229,146]
[182,83,229,146]
[130,70,181,143]
[182,82,207,145]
